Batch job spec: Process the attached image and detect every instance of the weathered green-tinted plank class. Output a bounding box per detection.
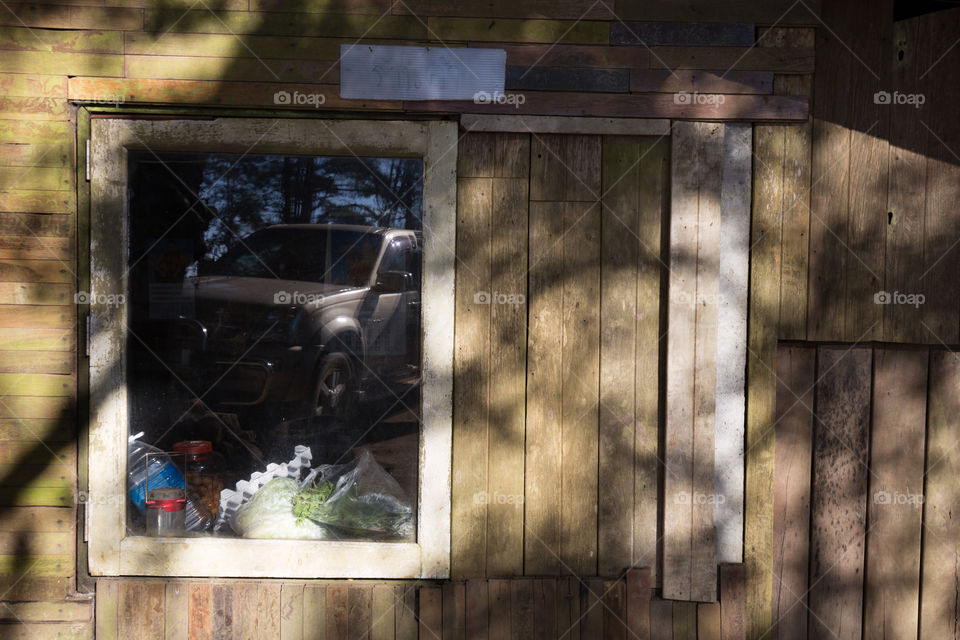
[0,96,70,121]
[0,282,71,305]
[125,31,347,60]
[0,214,71,238]
[0,599,91,622]
[0,190,74,214]
[0,119,71,142]
[0,622,92,639]
[0,50,123,76]
[0,417,74,441]
[613,0,819,23]
[0,395,72,419]
[0,463,74,488]
[0,575,68,601]
[0,73,68,98]
[0,349,71,374]
[124,55,338,84]
[427,17,606,43]
[0,166,71,191]
[0,259,72,283]
[145,10,424,39]
[0,507,72,532]
[648,46,813,72]
[0,486,73,506]
[250,0,389,13]
[0,235,71,260]
[0,27,121,54]
[0,5,141,30]
[96,579,119,640]
[0,553,72,575]
[0,306,74,329]
[396,0,612,19]
[0,141,72,167]
[0,372,72,396]
[612,21,754,45]
[629,69,772,94]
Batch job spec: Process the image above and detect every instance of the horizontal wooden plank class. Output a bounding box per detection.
[0,328,74,352]
[613,0,820,24]
[0,395,73,418]
[0,575,68,601]
[0,260,72,283]
[0,487,74,507]
[429,17,607,43]
[68,76,401,111]
[0,73,68,98]
[124,55,339,84]
[0,553,72,575]
[0,463,75,488]
[0,96,70,121]
[250,0,388,12]
[0,622,91,639]
[145,10,424,38]
[0,142,72,168]
[0,27,121,54]
[0,50,123,76]
[0,507,72,533]
[408,92,807,121]
[506,66,628,92]
[0,119,71,142]
[395,0,613,19]
[757,26,816,48]
[494,43,648,68]
[0,236,71,261]
[611,22,754,46]
[0,442,76,464]
[461,114,670,135]
[0,350,73,373]
[0,600,91,622]
[0,306,74,329]
[0,418,74,442]
[0,5,141,30]
[0,284,74,306]
[0,214,72,238]
[0,531,73,556]
[0,166,71,191]
[629,69,772,94]
[649,46,814,72]
[125,31,362,60]
[112,0,247,8]
[0,189,75,213]
[0,372,72,396]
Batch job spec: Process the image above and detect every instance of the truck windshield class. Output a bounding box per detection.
[203,227,383,286]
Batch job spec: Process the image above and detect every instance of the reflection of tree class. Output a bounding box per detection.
[195,154,423,264]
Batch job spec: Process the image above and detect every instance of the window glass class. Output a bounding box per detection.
[125,151,423,542]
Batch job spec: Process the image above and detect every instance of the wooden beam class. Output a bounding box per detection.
[461,114,670,136]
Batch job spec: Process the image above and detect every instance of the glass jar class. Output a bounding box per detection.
[145,488,186,536]
[173,440,225,518]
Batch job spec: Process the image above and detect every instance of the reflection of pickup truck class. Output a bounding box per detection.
[161,224,422,421]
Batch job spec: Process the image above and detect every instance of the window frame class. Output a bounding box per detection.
[86,116,456,578]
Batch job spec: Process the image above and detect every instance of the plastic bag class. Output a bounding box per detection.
[294,450,414,539]
[231,477,330,540]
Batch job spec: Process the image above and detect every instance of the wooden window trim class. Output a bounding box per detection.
[86,117,456,578]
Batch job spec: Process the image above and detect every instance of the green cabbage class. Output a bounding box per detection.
[231,477,330,540]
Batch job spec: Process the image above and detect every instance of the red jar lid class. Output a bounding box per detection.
[146,498,185,512]
[173,440,213,455]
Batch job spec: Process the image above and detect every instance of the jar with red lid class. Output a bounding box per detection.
[173,440,225,519]
[145,487,185,536]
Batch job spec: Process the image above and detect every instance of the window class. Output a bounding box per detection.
[87,117,455,578]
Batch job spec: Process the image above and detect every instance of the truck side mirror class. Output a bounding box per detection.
[373,270,408,293]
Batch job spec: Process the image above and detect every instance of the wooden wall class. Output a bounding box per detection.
[773,343,959,640]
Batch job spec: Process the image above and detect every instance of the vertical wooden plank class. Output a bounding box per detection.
[650,600,673,640]
[211,583,233,640]
[598,136,640,579]
[259,584,282,640]
[744,123,784,637]
[510,579,534,640]
[919,10,960,344]
[696,603,721,640]
[488,580,511,640]
[165,582,188,640]
[664,120,700,602]
[347,585,372,640]
[580,578,603,639]
[325,585,348,640]
[524,199,564,576]
[442,581,465,640]
[601,579,626,640]
[691,122,722,603]
[282,584,306,640]
[808,346,872,640]
[451,174,491,579]
[464,580,488,640]
[635,139,667,578]
[556,576,579,640]
[118,581,143,640]
[719,565,745,640]
[771,345,815,640]
[919,350,960,639]
[96,579,119,640]
[280,583,305,640]
[672,602,697,640]
[371,584,394,640]
[418,587,442,640]
[485,172,528,576]
[190,582,212,640]
[532,578,556,640]
[625,569,651,640]
[863,347,927,640]
[715,123,751,566]
[561,196,602,577]
[395,585,417,640]
[884,17,927,344]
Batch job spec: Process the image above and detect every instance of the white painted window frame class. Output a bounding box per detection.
[86,117,456,579]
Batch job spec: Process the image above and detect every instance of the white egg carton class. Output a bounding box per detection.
[214,445,312,533]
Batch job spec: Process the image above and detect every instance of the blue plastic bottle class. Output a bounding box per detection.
[127,432,185,514]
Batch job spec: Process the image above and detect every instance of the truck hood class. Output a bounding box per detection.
[186,276,367,309]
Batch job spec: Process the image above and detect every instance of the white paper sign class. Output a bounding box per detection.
[339,44,506,101]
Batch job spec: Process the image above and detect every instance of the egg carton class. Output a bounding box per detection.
[214,445,312,533]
